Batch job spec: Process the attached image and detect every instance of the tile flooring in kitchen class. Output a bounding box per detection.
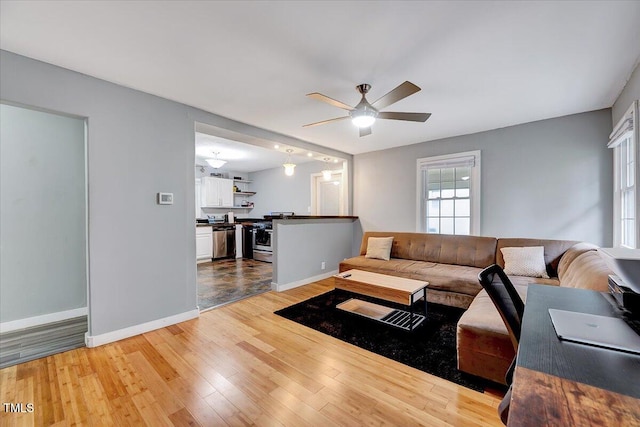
[197,258,273,311]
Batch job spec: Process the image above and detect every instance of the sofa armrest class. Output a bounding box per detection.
[559,250,612,291]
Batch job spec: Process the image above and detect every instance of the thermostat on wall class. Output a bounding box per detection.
[158,192,173,205]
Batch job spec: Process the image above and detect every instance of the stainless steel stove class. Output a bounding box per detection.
[252,221,273,262]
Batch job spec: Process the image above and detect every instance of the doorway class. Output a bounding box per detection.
[311,168,347,215]
[193,122,349,310]
[0,103,88,367]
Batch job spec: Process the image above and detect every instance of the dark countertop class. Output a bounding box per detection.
[196,221,262,228]
[271,215,358,220]
[196,222,237,228]
[196,216,358,227]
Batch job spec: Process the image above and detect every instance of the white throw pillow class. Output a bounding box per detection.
[365,237,394,261]
[501,246,550,278]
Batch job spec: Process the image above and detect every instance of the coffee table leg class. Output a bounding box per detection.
[410,293,415,331]
[424,287,428,317]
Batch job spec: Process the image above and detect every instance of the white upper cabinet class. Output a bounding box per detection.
[219,178,234,207]
[202,177,234,208]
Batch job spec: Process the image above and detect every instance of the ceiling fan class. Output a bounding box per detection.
[303,81,431,137]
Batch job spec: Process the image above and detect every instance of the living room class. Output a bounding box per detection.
[1,1,639,426]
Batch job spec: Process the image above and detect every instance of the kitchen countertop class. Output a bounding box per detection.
[196,216,358,227]
[196,221,261,228]
[196,222,238,228]
[271,216,359,220]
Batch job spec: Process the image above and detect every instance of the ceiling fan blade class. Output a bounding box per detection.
[307,92,354,111]
[359,127,372,137]
[371,81,421,110]
[377,112,431,122]
[303,116,350,128]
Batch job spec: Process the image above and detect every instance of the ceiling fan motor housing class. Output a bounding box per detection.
[356,83,371,95]
[351,83,378,127]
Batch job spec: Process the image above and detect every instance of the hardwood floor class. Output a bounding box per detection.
[198,258,272,310]
[0,278,503,426]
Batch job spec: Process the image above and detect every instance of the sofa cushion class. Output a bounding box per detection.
[359,231,497,268]
[340,255,482,297]
[340,256,437,275]
[496,238,578,277]
[501,246,550,278]
[507,275,559,287]
[456,285,528,384]
[458,285,528,343]
[364,236,394,260]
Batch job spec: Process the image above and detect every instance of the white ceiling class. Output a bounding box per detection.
[1,1,639,155]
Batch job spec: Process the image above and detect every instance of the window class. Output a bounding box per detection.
[417,151,481,235]
[609,101,639,248]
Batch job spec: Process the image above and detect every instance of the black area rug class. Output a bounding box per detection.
[275,289,499,392]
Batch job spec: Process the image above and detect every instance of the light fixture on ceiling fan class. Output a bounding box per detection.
[304,81,431,137]
[283,149,296,176]
[206,152,226,169]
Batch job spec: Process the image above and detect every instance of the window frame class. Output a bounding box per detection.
[416,150,481,235]
[610,101,639,248]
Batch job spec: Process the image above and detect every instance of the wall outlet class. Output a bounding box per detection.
[321,261,326,270]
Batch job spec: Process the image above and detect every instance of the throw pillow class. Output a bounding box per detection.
[501,246,550,278]
[365,237,394,261]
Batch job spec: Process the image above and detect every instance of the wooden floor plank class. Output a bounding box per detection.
[53,352,90,425]
[78,373,117,426]
[130,389,174,427]
[0,280,503,426]
[125,351,184,416]
[166,377,227,426]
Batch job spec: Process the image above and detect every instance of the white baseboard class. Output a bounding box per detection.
[0,307,88,333]
[85,308,199,348]
[273,270,338,292]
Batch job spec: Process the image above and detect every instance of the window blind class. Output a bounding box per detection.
[608,101,637,148]
[419,155,476,170]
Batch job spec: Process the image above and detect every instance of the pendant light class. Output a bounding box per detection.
[283,149,296,176]
[321,157,333,181]
[206,152,226,169]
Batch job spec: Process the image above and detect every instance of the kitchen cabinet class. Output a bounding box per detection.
[196,226,213,261]
[202,177,233,207]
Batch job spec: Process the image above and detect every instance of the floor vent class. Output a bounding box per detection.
[0,316,87,368]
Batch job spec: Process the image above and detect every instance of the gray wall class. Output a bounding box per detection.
[0,50,351,337]
[354,110,613,246]
[612,61,640,124]
[273,218,357,287]
[1,52,198,336]
[1,104,86,322]
[249,160,328,217]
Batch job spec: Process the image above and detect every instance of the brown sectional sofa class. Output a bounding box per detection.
[339,231,613,385]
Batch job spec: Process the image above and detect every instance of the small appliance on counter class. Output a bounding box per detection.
[207,214,226,224]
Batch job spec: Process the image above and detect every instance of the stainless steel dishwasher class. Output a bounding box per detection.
[212,226,235,259]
